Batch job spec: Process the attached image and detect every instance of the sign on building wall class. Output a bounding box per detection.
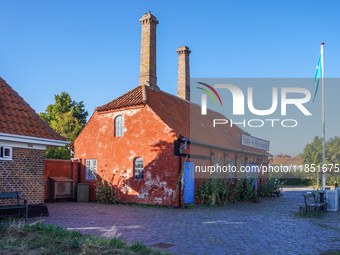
[241,134,270,151]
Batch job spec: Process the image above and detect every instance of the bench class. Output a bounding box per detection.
[0,192,28,222]
[302,193,327,215]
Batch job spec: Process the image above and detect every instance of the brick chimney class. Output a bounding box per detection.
[177,46,191,101]
[139,11,159,90]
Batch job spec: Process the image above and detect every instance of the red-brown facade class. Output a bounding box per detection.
[73,104,180,205]
[72,86,270,206]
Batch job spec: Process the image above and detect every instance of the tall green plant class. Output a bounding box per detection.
[196,178,238,206]
[234,179,256,201]
[259,178,284,197]
[95,169,117,204]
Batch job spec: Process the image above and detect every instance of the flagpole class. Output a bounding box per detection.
[321,42,326,190]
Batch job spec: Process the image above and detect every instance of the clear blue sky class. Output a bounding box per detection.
[1,1,339,155]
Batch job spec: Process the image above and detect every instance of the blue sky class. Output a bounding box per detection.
[1,1,339,155]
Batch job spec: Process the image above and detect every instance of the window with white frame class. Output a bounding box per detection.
[214,156,223,178]
[115,115,124,137]
[134,157,144,180]
[214,156,222,168]
[0,146,12,160]
[85,159,97,181]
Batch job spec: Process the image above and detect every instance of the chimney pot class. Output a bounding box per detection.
[177,46,191,100]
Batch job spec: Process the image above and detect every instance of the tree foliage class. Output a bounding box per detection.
[327,136,340,164]
[301,136,340,186]
[301,136,340,166]
[40,92,88,159]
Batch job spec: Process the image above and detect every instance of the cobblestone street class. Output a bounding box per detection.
[40,188,340,254]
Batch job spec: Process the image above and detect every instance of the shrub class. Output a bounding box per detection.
[95,181,117,204]
[196,178,218,206]
[95,169,117,204]
[234,179,256,201]
[196,178,255,206]
[259,178,285,197]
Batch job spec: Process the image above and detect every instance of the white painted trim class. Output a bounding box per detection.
[0,140,47,150]
[0,132,68,147]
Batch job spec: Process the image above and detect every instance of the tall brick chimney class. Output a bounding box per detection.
[177,46,191,101]
[139,11,159,90]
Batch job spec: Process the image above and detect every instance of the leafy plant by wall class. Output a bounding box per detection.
[258,178,285,197]
[196,178,256,206]
[95,170,117,204]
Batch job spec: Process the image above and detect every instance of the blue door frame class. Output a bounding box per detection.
[184,161,195,204]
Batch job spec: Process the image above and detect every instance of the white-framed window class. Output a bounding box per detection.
[115,115,124,137]
[214,156,223,178]
[0,146,12,160]
[214,156,222,168]
[85,159,97,181]
[134,157,144,180]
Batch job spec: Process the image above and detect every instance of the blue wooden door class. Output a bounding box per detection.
[184,161,195,204]
[246,164,258,191]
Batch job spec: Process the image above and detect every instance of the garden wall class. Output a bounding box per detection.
[44,159,79,200]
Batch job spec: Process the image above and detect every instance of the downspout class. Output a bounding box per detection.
[178,155,182,206]
[70,160,73,180]
[178,138,188,207]
[78,159,81,184]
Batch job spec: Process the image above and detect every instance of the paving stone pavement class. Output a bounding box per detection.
[39,187,340,255]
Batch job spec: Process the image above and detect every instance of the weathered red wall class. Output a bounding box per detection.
[44,159,79,200]
[73,104,269,206]
[73,105,180,206]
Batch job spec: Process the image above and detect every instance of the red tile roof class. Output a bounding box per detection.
[96,86,145,111]
[96,85,269,155]
[270,155,302,165]
[0,77,66,141]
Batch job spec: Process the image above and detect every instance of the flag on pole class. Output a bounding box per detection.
[313,52,322,102]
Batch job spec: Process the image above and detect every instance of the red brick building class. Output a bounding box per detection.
[270,154,303,166]
[0,77,67,207]
[72,12,270,206]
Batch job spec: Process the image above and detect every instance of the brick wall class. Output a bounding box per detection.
[0,147,45,206]
[44,159,79,199]
[74,105,180,205]
[139,12,159,90]
[177,46,191,101]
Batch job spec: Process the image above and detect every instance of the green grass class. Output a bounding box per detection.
[294,209,323,218]
[0,220,168,255]
[321,251,340,255]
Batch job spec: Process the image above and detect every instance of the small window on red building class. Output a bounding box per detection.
[115,115,124,137]
[85,159,97,181]
[134,157,144,180]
